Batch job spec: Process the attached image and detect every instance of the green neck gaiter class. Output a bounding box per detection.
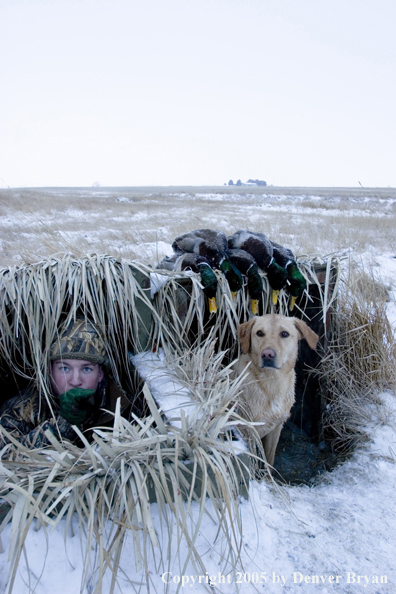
[59,387,96,425]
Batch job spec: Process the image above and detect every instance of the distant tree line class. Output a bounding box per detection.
[227,179,267,187]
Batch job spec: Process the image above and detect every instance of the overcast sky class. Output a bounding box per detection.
[1,0,395,188]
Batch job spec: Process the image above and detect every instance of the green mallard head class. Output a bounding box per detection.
[247,263,263,300]
[220,258,243,295]
[246,263,263,314]
[198,263,218,297]
[266,259,289,291]
[287,262,307,297]
[197,262,218,313]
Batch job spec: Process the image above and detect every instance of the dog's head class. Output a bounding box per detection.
[237,314,319,372]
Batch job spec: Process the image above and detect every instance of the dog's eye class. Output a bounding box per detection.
[280,331,290,338]
[256,330,264,337]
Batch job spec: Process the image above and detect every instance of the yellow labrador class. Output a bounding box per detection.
[235,314,319,467]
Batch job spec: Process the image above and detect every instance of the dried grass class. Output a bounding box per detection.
[0,351,254,594]
[318,263,396,452]
[0,255,159,395]
[339,267,395,388]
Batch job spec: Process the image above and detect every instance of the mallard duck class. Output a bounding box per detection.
[228,230,288,304]
[271,242,307,309]
[156,252,218,313]
[227,248,263,314]
[172,229,243,298]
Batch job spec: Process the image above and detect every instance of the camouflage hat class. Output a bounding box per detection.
[50,318,108,365]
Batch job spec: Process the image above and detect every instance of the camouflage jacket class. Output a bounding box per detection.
[0,377,131,450]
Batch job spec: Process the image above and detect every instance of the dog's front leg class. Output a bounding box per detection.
[262,424,283,467]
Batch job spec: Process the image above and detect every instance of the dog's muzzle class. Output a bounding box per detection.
[260,348,278,368]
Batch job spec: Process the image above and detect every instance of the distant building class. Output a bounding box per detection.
[226,178,267,187]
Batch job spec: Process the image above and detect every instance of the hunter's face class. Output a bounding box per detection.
[51,359,104,396]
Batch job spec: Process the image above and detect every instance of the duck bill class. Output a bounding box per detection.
[231,291,238,301]
[289,296,297,310]
[251,299,259,315]
[271,290,279,305]
[208,297,217,314]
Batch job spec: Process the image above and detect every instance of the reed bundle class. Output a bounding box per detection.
[0,343,252,594]
[318,264,396,451]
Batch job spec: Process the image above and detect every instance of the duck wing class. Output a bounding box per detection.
[179,253,211,273]
[227,248,257,275]
[195,229,228,252]
[172,229,228,266]
[228,230,273,269]
[172,232,204,255]
[156,253,181,271]
[271,241,295,267]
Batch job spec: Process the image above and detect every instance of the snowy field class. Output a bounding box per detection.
[0,186,396,593]
[1,185,396,267]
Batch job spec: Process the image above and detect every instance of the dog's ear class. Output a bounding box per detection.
[293,319,319,350]
[238,319,255,354]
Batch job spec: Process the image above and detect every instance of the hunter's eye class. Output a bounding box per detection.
[256,330,264,337]
[280,331,290,338]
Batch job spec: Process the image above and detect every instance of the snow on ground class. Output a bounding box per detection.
[0,392,395,593]
[0,188,395,593]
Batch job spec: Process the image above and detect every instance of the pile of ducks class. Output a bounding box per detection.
[156,229,307,314]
